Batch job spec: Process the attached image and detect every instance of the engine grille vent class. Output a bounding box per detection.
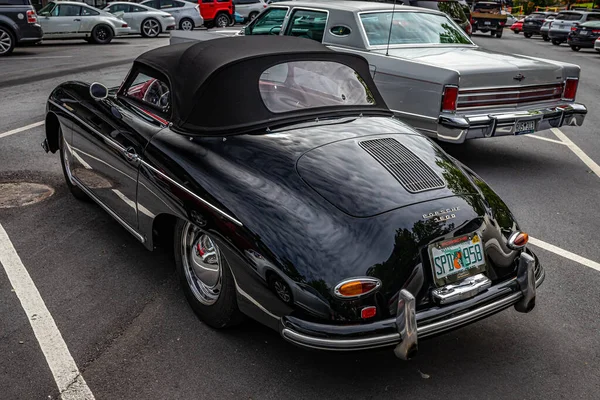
[359,138,445,193]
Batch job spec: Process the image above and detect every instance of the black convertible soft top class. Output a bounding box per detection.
[131,35,392,135]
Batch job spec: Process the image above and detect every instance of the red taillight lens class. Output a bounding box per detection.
[592,29,600,34]
[441,85,459,113]
[571,26,578,32]
[26,10,37,24]
[122,23,128,28]
[563,78,579,101]
[361,306,377,319]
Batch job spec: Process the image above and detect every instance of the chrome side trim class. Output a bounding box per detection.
[391,109,438,122]
[140,161,244,227]
[71,176,146,243]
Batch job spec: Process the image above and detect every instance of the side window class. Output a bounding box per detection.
[125,73,171,113]
[245,7,287,35]
[173,1,185,7]
[285,9,327,43]
[159,0,177,9]
[586,14,600,21]
[131,6,147,12]
[109,4,132,13]
[145,0,159,9]
[81,7,99,16]
[57,5,81,17]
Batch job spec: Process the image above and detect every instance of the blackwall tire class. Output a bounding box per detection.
[174,220,244,328]
[91,25,113,44]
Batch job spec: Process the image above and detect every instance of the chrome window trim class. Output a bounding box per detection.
[329,24,352,37]
[283,6,330,39]
[356,9,476,50]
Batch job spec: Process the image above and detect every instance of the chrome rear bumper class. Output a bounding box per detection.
[280,252,544,359]
[437,103,587,143]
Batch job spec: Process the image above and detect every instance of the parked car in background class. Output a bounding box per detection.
[37,1,130,44]
[105,2,175,37]
[202,0,588,144]
[510,17,523,34]
[233,10,244,23]
[548,9,600,46]
[141,0,203,30]
[405,0,472,36]
[596,36,600,52]
[540,18,554,41]
[43,35,545,359]
[233,0,266,21]
[471,1,506,38]
[504,11,516,26]
[567,20,600,51]
[196,0,234,28]
[522,11,556,38]
[0,0,43,56]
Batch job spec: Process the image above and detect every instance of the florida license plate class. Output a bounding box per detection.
[515,120,535,135]
[430,233,486,286]
[581,30,590,36]
[484,21,491,25]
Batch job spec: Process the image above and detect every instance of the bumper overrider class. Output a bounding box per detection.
[279,250,544,360]
[437,103,587,143]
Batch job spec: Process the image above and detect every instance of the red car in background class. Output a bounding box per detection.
[198,0,234,28]
[511,18,524,34]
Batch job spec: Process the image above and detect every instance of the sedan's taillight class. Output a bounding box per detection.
[26,10,37,24]
[122,23,128,28]
[592,29,600,34]
[571,26,578,31]
[562,78,579,101]
[441,85,459,113]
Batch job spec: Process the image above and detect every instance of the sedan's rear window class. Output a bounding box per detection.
[554,12,583,21]
[360,11,472,46]
[581,20,600,27]
[259,61,375,113]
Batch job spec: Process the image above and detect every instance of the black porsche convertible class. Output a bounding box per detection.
[42,36,544,359]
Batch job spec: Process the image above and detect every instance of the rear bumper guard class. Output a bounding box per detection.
[280,254,544,359]
[437,103,587,143]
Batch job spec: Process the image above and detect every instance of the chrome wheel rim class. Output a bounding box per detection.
[181,20,193,30]
[181,222,222,305]
[0,30,12,54]
[216,15,229,28]
[143,20,159,36]
[274,280,291,303]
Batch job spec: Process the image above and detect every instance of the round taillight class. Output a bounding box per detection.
[334,278,381,298]
[508,232,529,249]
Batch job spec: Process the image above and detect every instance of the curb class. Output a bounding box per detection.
[0,58,134,89]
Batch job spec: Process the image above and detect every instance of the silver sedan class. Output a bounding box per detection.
[104,2,176,38]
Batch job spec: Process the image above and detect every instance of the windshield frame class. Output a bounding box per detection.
[357,10,476,50]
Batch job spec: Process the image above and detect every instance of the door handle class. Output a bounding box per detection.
[74,18,81,21]
[123,147,139,162]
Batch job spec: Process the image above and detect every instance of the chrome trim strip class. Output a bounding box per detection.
[392,109,438,122]
[140,160,244,227]
[71,176,145,243]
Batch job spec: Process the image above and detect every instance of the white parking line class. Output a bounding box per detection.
[530,237,600,272]
[0,223,95,399]
[0,121,44,139]
[526,134,567,146]
[7,56,73,60]
[551,128,600,179]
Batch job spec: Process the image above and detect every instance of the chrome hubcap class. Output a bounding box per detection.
[182,223,222,305]
[274,280,291,303]
[181,20,193,30]
[143,20,159,36]
[0,30,12,54]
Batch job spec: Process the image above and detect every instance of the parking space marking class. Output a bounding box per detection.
[530,237,600,272]
[526,134,567,145]
[8,56,74,60]
[0,121,44,140]
[551,128,600,179]
[0,223,95,399]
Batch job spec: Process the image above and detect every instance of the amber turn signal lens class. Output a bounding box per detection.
[334,278,381,298]
[508,231,529,249]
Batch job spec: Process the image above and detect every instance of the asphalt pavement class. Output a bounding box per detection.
[0,31,599,400]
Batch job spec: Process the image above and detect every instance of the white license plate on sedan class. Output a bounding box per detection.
[515,120,536,135]
[484,21,491,25]
[581,30,590,36]
[430,233,486,286]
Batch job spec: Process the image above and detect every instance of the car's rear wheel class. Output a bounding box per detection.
[496,30,503,38]
[0,26,15,57]
[552,39,561,46]
[174,220,244,328]
[141,18,161,38]
[179,18,194,31]
[542,35,550,41]
[513,30,520,34]
[215,12,230,28]
[570,45,581,52]
[524,32,533,38]
[58,126,88,201]
[91,25,113,44]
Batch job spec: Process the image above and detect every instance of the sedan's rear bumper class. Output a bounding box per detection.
[280,251,544,359]
[568,37,596,48]
[114,27,132,37]
[549,30,569,41]
[595,39,600,51]
[436,103,587,143]
[522,24,542,34]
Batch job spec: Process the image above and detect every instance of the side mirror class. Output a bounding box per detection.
[90,82,108,100]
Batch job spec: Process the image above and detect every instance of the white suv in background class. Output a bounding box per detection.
[233,0,267,22]
[141,0,203,30]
